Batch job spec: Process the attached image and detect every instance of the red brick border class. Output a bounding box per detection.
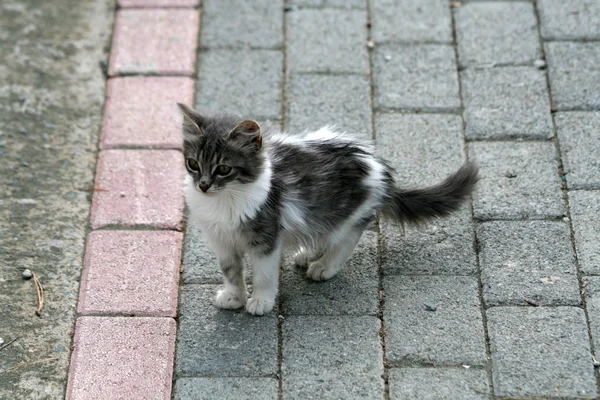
[66,4,199,399]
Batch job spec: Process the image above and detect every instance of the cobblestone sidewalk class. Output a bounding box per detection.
[2,0,599,399]
[177,0,600,399]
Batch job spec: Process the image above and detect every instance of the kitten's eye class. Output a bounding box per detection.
[216,165,232,176]
[186,158,200,172]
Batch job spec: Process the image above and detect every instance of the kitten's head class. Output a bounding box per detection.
[178,103,265,195]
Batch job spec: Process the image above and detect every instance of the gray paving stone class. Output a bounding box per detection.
[374,44,460,111]
[388,368,490,400]
[280,231,379,316]
[289,0,366,7]
[201,0,283,48]
[487,307,597,398]
[455,2,541,67]
[282,316,384,399]
[196,49,283,120]
[384,276,486,366]
[538,0,600,40]
[176,285,277,377]
[469,141,565,220]
[478,221,580,306]
[545,42,600,110]
[175,377,278,400]
[182,221,220,283]
[371,0,452,44]
[286,9,368,73]
[583,277,600,353]
[381,208,476,276]
[569,190,600,275]
[286,73,372,139]
[375,113,465,188]
[461,67,552,139]
[375,113,475,275]
[556,112,600,189]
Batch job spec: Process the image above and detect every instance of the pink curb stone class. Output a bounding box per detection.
[101,77,194,149]
[90,150,184,230]
[78,230,183,317]
[108,9,200,76]
[119,0,200,7]
[66,317,176,400]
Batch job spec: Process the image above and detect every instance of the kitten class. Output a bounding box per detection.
[179,103,479,316]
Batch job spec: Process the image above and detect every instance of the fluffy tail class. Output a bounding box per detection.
[382,161,479,225]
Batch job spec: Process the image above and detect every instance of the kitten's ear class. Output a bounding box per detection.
[177,103,206,137]
[228,120,262,150]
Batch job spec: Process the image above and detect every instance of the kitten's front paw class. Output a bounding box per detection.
[245,297,274,316]
[307,261,337,281]
[214,289,247,309]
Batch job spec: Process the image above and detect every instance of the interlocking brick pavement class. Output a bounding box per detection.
[50,1,600,399]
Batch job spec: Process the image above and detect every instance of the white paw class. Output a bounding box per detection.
[245,297,275,316]
[214,289,246,309]
[307,261,338,281]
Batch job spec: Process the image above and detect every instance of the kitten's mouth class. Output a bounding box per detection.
[197,186,223,195]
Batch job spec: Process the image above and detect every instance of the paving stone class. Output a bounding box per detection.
[469,141,564,220]
[375,113,465,188]
[546,42,600,110]
[461,67,552,139]
[287,9,368,73]
[90,150,185,229]
[455,2,540,67]
[477,221,579,307]
[66,317,176,400]
[371,0,452,44]
[569,190,600,275]
[487,307,596,397]
[556,112,600,189]
[289,0,366,7]
[176,285,277,376]
[374,44,460,111]
[196,49,283,120]
[280,231,378,316]
[376,113,475,276]
[101,77,194,149]
[583,277,600,354]
[182,220,220,283]
[119,0,199,6]
[175,377,278,400]
[78,231,182,316]
[286,74,372,139]
[282,316,384,399]
[384,275,486,366]
[388,368,490,400]
[538,0,600,40]
[109,9,199,76]
[201,0,283,48]
[381,208,476,276]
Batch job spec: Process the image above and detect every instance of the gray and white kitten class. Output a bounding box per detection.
[179,103,478,316]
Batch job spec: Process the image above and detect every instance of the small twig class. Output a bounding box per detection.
[0,358,58,375]
[0,337,18,352]
[32,272,44,316]
[524,299,539,307]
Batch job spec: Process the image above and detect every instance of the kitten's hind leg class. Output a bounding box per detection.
[293,246,320,267]
[247,243,283,316]
[307,228,362,281]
